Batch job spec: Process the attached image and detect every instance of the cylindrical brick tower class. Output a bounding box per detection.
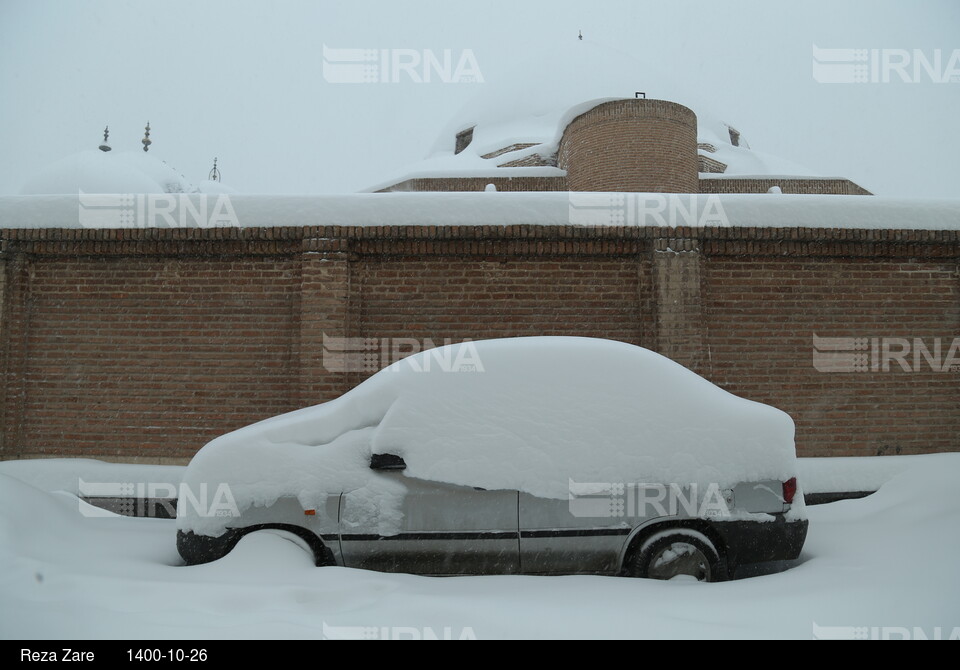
[558,99,699,193]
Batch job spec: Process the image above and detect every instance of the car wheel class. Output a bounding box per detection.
[238,526,335,567]
[262,529,316,556]
[630,529,722,582]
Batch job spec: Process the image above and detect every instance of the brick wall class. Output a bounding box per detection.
[700,177,872,195]
[378,176,568,193]
[1,225,957,463]
[698,155,728,174]
[702,254,960,456]
[356,256,651,346]
[1,230,306,463]
[379,174,872,196]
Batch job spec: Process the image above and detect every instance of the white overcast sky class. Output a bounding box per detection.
[1,0,958,197]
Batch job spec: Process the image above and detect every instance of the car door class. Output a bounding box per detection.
[519,491,632,574]
[339,468,520,575]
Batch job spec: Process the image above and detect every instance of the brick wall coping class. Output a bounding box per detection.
[1,193,958,231]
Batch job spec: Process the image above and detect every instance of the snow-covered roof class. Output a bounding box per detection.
[364,40,820,191]
[19,149,234,195]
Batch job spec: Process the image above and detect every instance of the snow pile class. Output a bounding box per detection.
[18,150,203,195]
[195,179,237,195]
[0,474,180,581]
[797,455,920,494]
[0,458,184,497]
[179,337,798,536]
[712,138,812,177]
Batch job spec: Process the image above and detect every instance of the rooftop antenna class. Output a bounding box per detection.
[141,122,152,152]
[208,157,221,182]
[98,126,111,152]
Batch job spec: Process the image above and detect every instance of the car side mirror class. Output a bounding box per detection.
[370,453,407,471]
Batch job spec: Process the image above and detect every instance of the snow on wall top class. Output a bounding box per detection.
[362,40,820,191]
[178,337,798,536]
[1,192,959,230]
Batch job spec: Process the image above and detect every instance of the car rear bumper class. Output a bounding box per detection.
[711,514,808,569]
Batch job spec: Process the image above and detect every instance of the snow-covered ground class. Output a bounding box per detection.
[1,453,958,639]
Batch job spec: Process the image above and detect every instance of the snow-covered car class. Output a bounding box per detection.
[177,337,807,581]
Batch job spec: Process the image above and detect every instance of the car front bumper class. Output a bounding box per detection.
[177,528,243,565]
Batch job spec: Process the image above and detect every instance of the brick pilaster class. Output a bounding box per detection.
[653,235,705,374]
[299,229,356,406]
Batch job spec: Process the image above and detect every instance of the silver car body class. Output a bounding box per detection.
[179,465,803,577]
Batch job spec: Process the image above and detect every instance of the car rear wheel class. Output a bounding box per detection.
[630,529,722,582]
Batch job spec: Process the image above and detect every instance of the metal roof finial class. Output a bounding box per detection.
[142,122,152,152]
[208,157,221,182]
[99,126,111,152]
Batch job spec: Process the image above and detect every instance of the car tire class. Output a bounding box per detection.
[630,529,723,582]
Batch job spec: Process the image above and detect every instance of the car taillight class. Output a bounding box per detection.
[782,477,797,504]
